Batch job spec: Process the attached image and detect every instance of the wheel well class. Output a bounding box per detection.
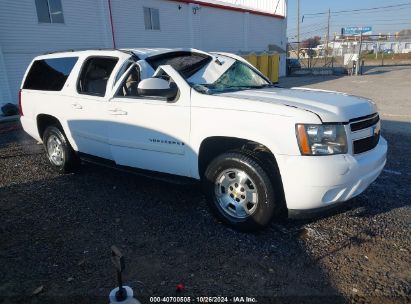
[37,114,62,140]
[198,136,287,215]
[198,136,273,178]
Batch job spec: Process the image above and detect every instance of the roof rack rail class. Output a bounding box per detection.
[43,48,136,56]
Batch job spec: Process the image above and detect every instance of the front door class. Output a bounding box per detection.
[107,65,192,177]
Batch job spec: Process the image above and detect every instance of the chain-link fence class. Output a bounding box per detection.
[287,36,411,76]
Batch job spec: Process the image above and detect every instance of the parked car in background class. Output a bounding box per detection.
[286,58,301,75]
[19,48,387,231]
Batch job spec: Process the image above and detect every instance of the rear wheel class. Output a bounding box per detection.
[203,151,281,231]
[43,125,78,173]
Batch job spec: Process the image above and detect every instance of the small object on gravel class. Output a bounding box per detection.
[364,255,369,260]
[383,169,402,175]
[176,283,185,292]
[67,277,74,282]
[32,285,44,295]
[299,227,326,240]
[299,227,313,239]
[352,288,358,293]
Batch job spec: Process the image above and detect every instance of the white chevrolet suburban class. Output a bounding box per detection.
[20,48,387,231]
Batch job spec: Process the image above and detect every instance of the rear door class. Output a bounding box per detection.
[65,56,120,160]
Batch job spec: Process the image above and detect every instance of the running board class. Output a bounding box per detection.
[78,152,197,185]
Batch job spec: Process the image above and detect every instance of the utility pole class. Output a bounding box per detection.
[325,8,330,65]
[376,42,378,60]
[356,31,363,75]
[297,0,300,61]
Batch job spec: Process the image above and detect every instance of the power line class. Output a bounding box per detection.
[288,20,326,32]
[303,4,411,21]
[333,22,411,26]
[302,2,411,17]
[330,6,411,17]
[288,26,328,38]
[332,22,411,25]
[289,3,411,40]
[329,10,411,18]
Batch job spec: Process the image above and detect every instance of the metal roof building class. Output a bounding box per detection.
[0,0,287,104]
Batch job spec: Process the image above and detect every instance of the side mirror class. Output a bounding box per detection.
[137,78,178,99]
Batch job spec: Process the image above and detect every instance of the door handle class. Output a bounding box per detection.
[72,103,83,109]
[108,109,128,115]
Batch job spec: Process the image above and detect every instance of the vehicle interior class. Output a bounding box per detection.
[77,57,118,96]
[116,64,179,101]
[146,51,212,79]
[119,65,140,96]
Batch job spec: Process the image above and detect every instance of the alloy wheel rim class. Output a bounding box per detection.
[47,135,64,166]
[214,168,258,219]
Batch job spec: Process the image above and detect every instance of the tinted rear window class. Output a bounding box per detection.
[23,57,78,91]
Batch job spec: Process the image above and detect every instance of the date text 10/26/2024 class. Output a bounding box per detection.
[149,296,257,303]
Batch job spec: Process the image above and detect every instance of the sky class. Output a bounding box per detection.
[286,0,411,41]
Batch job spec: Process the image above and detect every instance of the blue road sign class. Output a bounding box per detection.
[343,27,372,36]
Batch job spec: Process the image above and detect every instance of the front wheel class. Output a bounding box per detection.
[43,125,78,173]
[203,151,280,231]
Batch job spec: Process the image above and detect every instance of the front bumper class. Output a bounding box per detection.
[277,137,387,213]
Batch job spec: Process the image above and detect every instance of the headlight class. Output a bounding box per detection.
[296,124,348,155]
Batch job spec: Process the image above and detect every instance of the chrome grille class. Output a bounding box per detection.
[350,113,380,154]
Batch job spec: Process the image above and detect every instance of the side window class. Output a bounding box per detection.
[77,57,119,97]
[35,0,64,23]
[23,57,78,91]
[116,65,141,97]
[116,67,179,102]
[144,7,160,30]
[114,60,133,85]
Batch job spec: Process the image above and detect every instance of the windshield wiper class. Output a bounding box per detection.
[224,85,266,90]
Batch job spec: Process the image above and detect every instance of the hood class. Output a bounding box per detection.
[216,87,377,122]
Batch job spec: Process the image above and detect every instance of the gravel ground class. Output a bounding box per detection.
[1,70,410,303]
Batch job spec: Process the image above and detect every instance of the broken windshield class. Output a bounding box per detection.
[188,58,270,94]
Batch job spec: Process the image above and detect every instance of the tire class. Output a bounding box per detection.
[203,150,282,232]
[43,125,78,173]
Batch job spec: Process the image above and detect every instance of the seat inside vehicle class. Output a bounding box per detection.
[86,67,108,96]
[78,57,118,96]
[122,67,140,96]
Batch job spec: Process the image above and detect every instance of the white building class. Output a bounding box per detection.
[319,39,411,57]
[0,0,287,105]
